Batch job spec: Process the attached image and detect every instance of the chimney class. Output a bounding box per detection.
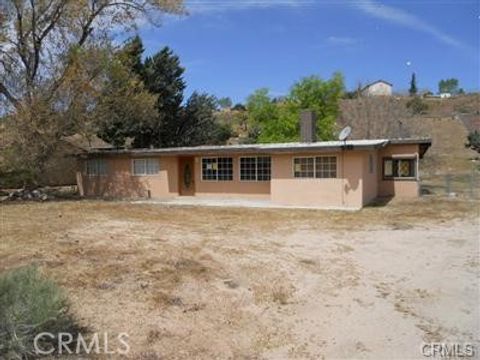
[300,110,316,143]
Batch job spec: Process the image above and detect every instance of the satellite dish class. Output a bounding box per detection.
[338,126,352,141]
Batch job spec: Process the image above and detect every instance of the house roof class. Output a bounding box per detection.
[362,80,393,90]
[82,137,431,158]
[62,134,113,151]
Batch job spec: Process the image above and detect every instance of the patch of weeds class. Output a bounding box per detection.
[0,266,85,359]
[152,292,183,307]
[272,285,295,305]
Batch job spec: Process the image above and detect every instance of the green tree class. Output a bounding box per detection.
[232,103,247,111]
[438,78,459,94]
[120,35,145,77]
[466,130,480,153]
[246,88,280,142]
[95,54,157,148]
[0,0,183,185]
[409,72,417,96]
[179,92,231,146]
[133,47,186,148]
[247,74,345,143]
[218,97,233,109]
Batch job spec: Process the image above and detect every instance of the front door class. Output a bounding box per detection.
[179,157,195,196]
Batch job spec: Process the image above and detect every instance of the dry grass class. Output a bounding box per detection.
[0,197,477,358]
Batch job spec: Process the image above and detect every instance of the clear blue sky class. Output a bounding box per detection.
[134,0,479,103]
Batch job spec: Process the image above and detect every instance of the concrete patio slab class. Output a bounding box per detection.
[132,196,360,211]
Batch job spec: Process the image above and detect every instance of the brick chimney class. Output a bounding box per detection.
[300,110,317,143]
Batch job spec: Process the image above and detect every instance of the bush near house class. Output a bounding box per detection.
[466,130,480,153]
[0,266,83,359]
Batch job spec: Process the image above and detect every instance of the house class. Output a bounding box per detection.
[0,129,112,187]
[76,112,431,209]
[361,80,393,97]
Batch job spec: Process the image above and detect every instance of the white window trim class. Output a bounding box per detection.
[201,157,233,182]
[292,155,338,179]
[131,158,160,176]
[85,159,108,177]
[239,156,271,182]
[382,155,418,180]
[315,155,338,179]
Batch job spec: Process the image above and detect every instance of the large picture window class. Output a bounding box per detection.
[202,157,233,181]
[294,156,336,178]
[86,159,107,176]
[132,159,160,175]
[383,158,416,179]
[240,156,271,181]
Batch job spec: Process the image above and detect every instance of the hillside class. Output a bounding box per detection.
[338,94,479,196]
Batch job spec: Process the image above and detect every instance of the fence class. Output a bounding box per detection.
[421,171,479,199]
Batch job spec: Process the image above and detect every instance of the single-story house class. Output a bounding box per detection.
[361,80,393,97]
[76,112,431,209]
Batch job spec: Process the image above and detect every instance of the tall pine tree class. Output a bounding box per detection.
[135,47,186,147]
[409,72,417,96]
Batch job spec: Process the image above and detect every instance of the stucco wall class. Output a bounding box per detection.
[363,82,392,96]
[78,156,179,199]
[362,151,378,205]
[193,155,271,198]
[378,144,420,198]
[270,151,365,209]
[78,143,423,205]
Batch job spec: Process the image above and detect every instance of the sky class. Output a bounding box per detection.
[133,0,479,103]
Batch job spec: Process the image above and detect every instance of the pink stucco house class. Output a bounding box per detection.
[76,113,431,209]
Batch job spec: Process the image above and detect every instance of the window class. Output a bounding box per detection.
[315,156,337,178]
[383,158,416,179]
[294,157,314,178]
[202,157,233,181]
[132,159,159,175]
[240,156,271,181]
[86,159,107,176]
[294,157,336,178]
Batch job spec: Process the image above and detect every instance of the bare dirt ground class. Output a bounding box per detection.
[1,197,479,359]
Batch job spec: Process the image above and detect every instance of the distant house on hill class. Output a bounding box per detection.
[361,80,393,97]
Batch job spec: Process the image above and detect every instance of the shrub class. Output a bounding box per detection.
[0,266,83,359]
[406,96,429,115]
[466,130,480,153]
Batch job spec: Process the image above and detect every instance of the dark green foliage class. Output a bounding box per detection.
[131,47,186,148]
[119,35,145,77]
[409,72,417,96]
[103,37,228,148]
[466,130,480,153]
[232,103,246,111]
[0,266,83,359]
[438,78,459,94]
[406,96,429,115]
[217,97,233,109]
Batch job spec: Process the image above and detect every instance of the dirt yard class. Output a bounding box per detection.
[1,197,479,359]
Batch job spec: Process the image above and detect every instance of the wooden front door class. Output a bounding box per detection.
[179,157,195,196]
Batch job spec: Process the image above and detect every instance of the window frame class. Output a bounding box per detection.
[292,155,337,179]
[85,158,108,177]
[239,156,272,182]
[201,157,233,181]
[131,158,160,176]
[382,157,417,180]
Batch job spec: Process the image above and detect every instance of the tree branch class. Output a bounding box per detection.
[0,81,19,108]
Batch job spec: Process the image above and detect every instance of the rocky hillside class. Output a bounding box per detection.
[338,95,479,178]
